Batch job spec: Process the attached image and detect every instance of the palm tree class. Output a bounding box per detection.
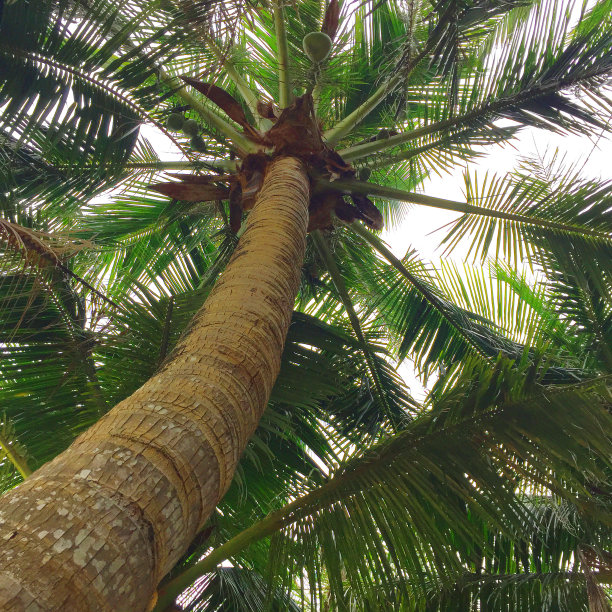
[0,0,611,610]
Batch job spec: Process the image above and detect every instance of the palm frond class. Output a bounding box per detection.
[442,155,612,268]
[347,223,586,383]
[156,363,612,610]
[0,416,32,480]
[178,565,301,612]
[340,0,612,161]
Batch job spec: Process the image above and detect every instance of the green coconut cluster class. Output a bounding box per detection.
[166,113,207,152]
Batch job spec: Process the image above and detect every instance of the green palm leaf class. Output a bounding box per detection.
[1,1,612,610]
[154,362,612,610]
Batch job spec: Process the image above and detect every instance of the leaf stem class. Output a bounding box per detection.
[203,36,262,126]
[311,230,392,416]
[154,421,417,611]
[0,432,32,480]
[337,64,612,163]
[338,117,460,162]
[349,221,490,361]
[324,75,401,146]
[153,509,286,611]
[153,374,611,610]
[323,4,456,147]
[274,0,292,108]
[323,179,612,242]
[159,71,257,155]
[59,160,235,172]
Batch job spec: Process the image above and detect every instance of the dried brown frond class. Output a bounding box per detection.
[0,219,93,270]
[0,220,119,310]
[151,90,385,232]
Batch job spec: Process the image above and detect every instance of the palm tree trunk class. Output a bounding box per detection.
[0,157,310,612]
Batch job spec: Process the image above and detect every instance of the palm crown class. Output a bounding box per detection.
[0,0,611,610]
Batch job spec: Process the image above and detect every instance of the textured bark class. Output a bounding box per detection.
[0,157,310,611]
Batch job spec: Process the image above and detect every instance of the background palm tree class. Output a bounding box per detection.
[0,0,611,610]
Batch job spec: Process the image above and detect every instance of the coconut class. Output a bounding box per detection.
[182,119,200,137]
[302,32,332,63]
[190,135,207,153]
[166,113,184,131]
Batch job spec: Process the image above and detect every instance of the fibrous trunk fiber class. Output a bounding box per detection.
[0,157,310,612]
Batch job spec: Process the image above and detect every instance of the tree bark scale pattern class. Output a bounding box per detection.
[0,157,310,611]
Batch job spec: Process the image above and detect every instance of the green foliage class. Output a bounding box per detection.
[1,0,611,610]
[163,360,612,611]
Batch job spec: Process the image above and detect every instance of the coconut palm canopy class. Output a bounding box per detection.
[0,0,611,610]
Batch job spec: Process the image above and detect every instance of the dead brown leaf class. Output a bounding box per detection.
[350,194,383,230]
[256,100,279,121]
[322,0,340,40]
[229,183,243,232]
[151,182,229,202]
[165,173,235,184]
[181,77,264,142]
[265,94,324,157]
